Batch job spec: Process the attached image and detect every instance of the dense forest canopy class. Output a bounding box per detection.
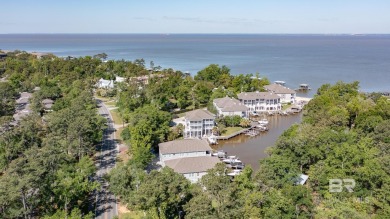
[1,50,389,218]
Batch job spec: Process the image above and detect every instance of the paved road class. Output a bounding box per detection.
[95,100,118,219]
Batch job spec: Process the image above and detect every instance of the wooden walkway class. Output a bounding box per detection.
[216,128,250,140]
[216,122,258,140]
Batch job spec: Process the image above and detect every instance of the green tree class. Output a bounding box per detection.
[134,167,191,219]
[43,208,93,219]
[199,163,242,218]
[109,162,146,205]
[239,118,251,127]
[193,81,214,105]
[194,64,231,87]
[0,82,17,117]
[52,157,99,214]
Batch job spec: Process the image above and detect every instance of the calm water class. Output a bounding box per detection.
[213,114,303,171]
[1,34,390,95]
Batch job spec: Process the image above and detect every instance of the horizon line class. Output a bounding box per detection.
[1,32,390,35]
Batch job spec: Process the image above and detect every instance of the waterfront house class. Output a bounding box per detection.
[213,97,249,118]
[184,109,215,138]
[159,139,219,183]
[164,156,220,183]
[264,83,296,104]
[237,91,281,113]
[159,139,212,163]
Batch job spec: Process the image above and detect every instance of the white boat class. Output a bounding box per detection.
[207,134,218,145]
[281,111,288,116]
[257,125,268,131]
[227,169,242,176]
[222,157,242,164]
[212,150,226,158]
[274,80,286,85]
[258,118,269,125]
[245,130,259,136]
[231,163,245,169]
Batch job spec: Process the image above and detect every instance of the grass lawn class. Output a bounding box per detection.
[222,127,244,136]
[115,126,126,142]
[110,109,124,125]
[282,104,292,111]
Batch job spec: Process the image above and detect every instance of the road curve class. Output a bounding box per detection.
[95,99,118,219]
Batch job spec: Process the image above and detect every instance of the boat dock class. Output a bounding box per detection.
[212,150,245,177]
[216,121,267,140]
[216,128,251,140]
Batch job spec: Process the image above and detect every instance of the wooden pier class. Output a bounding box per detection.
[216,128,250,140]
[216,121,263,140]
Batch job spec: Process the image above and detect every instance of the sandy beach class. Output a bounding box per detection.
[296,96,313,102]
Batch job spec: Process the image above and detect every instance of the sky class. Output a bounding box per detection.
[1,0,390,34]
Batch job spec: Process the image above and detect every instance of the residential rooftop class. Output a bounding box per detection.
[159,139,212,155]
[264,84,296,94]
[16,92,33,104]
[213,97,248,112]
[185,109,215,121]
[164,156,220,174]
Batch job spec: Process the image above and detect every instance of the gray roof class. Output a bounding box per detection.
[237,91,280,100]
[213,97,248,112]
[264,84,296,94]
[16,92,32,104]
[13,109,32,121]
[42,99,54,104]
[165,156,220,174]
[185,109,215,121]
[159,139,212,155]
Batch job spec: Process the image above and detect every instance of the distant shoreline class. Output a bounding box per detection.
[1,33,390,36]
[2,34,389,95]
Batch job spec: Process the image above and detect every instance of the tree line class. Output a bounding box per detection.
[0,51,270,218]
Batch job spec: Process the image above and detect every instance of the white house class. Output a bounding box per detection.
[213,97,249,118]
[115,76,126,83]
[237,91,281,113]
[96,76,128,89]
[96,78,114,89]
[164,156,220,183]
[159,139,212,163]
[264,84,296,104]
[184,109,215,138]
